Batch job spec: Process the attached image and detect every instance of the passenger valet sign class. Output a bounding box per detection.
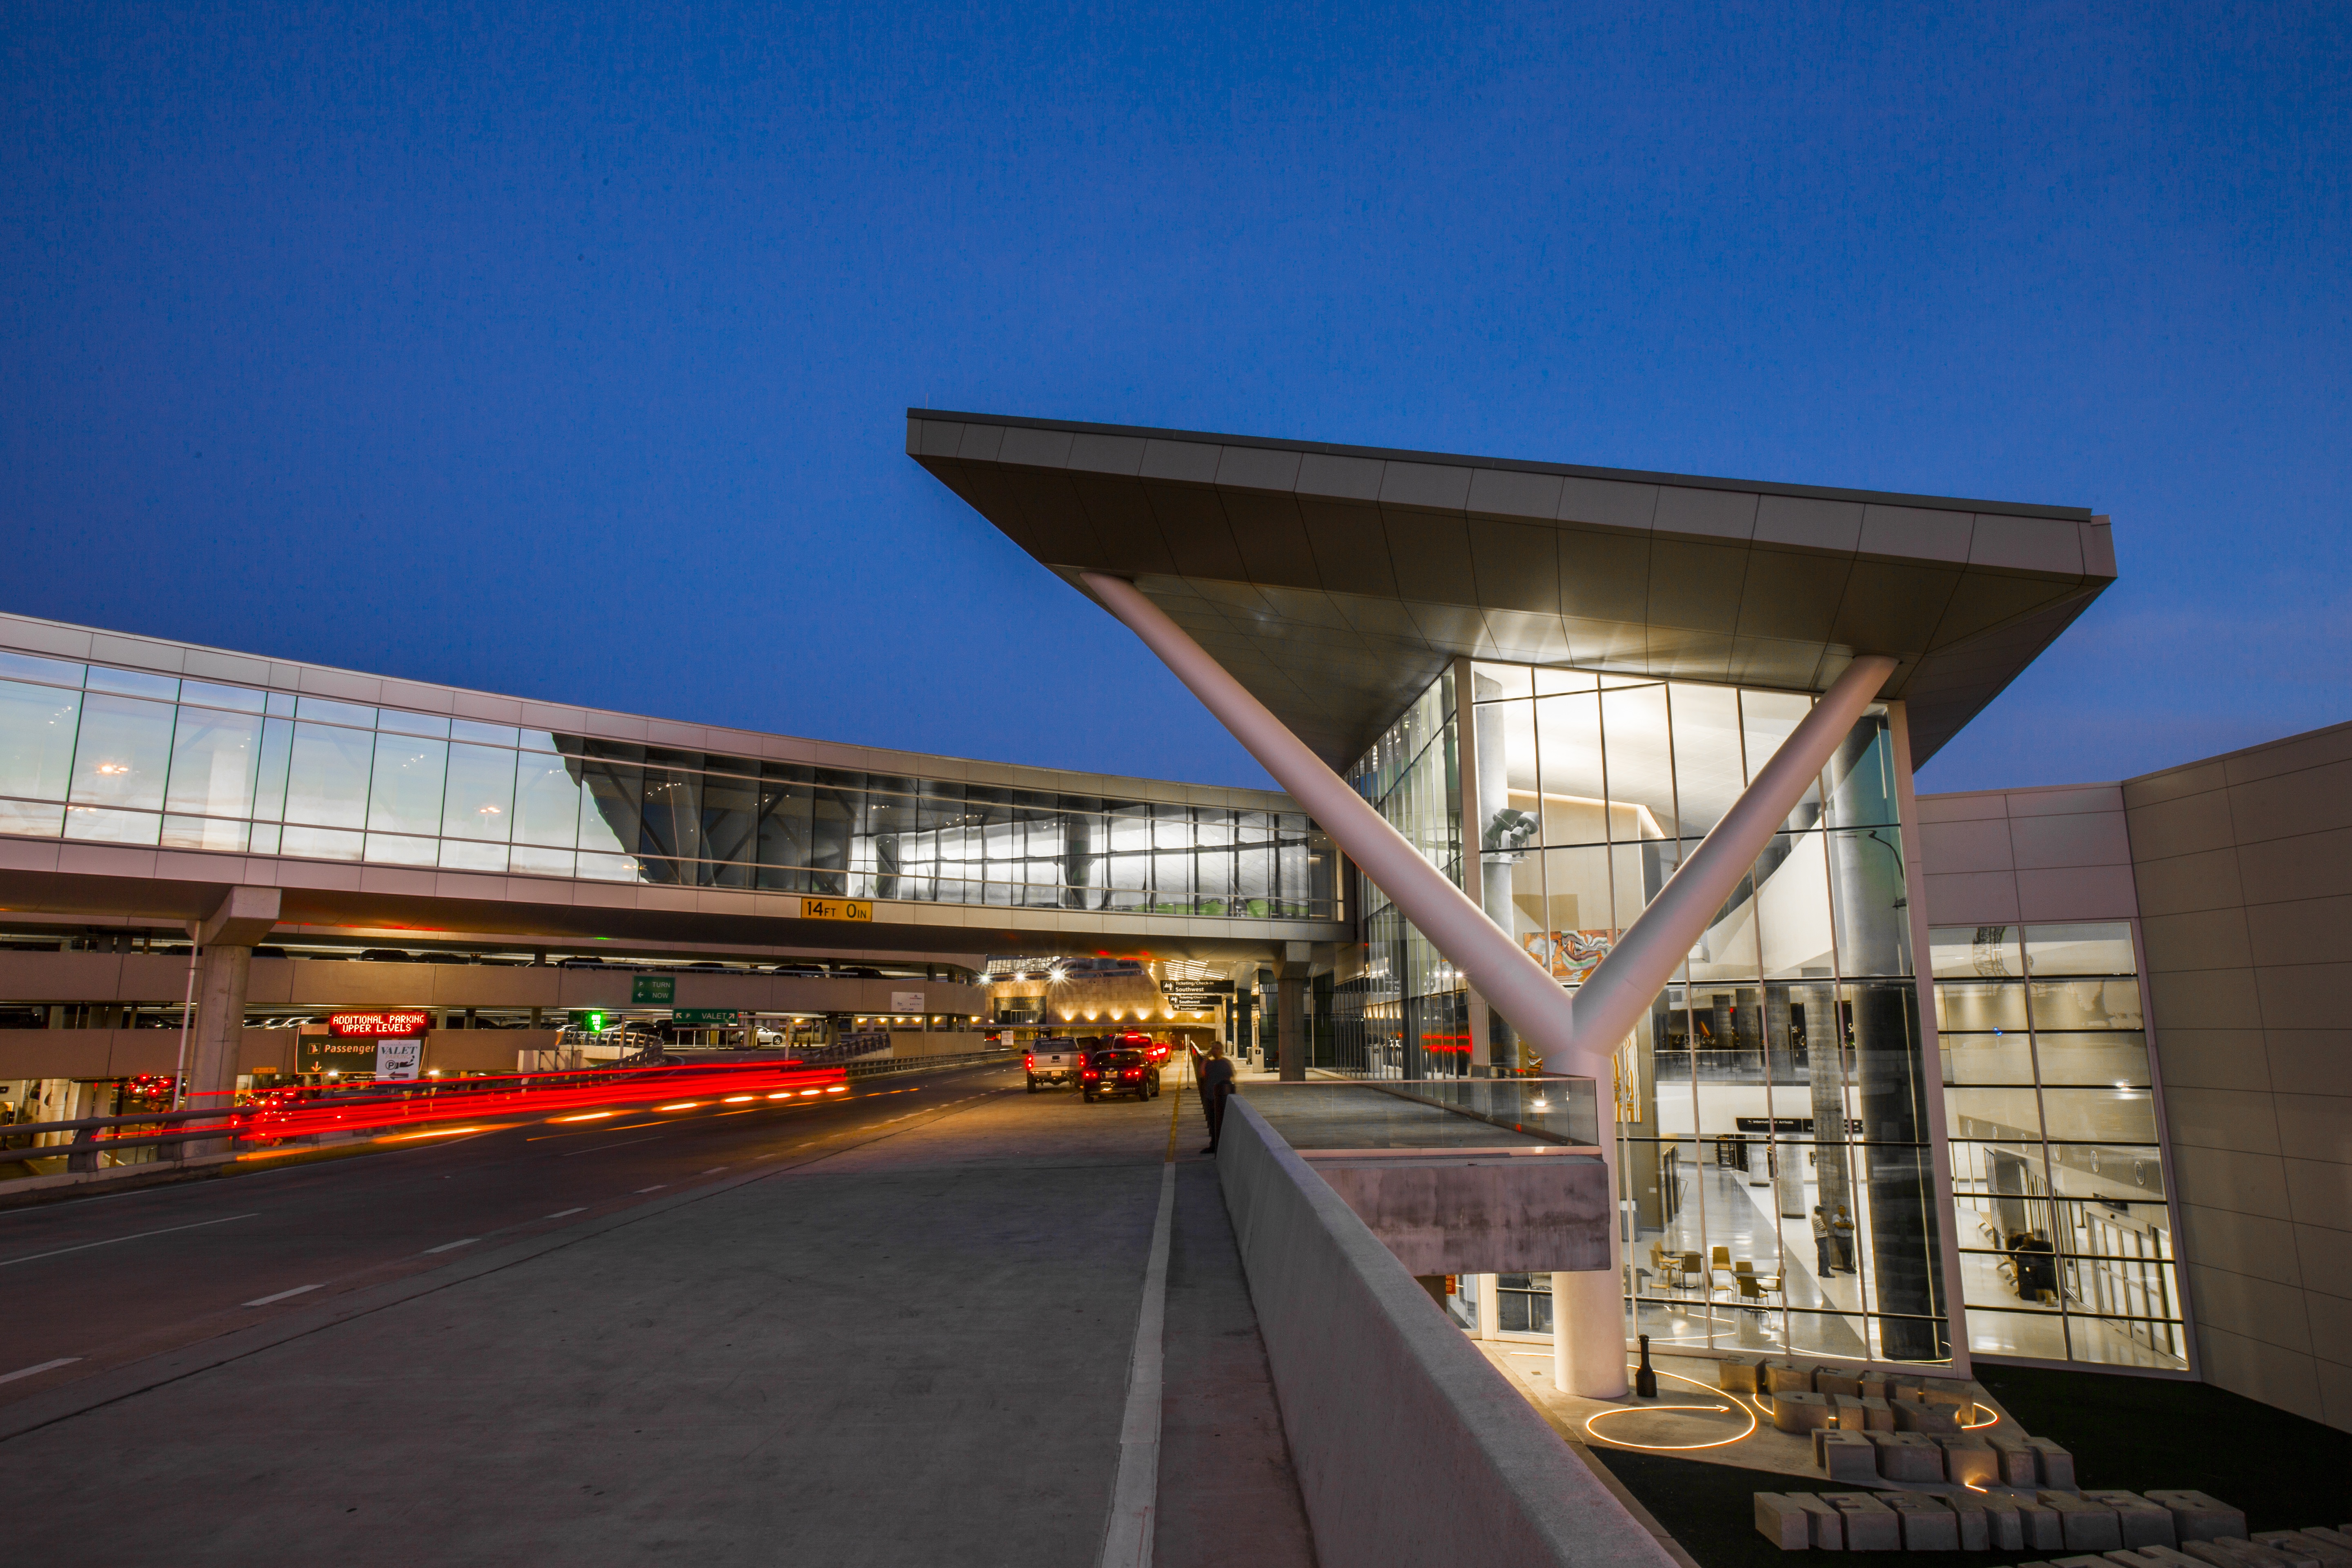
[302,1012,430,1080]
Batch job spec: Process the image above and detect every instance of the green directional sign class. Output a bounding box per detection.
[630,975,676,1004]
[673,1009,740,1025]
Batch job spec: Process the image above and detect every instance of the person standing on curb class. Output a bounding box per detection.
[1197,1041,1236,1154]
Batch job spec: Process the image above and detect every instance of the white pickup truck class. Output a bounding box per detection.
[1025,1037,1089,1092]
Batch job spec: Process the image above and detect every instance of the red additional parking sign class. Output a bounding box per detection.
[326,1011,430,1038]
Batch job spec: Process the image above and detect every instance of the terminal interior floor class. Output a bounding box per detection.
[0,1063,1316,1567]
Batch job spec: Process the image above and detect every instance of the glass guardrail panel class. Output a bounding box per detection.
[1235,1077,1599,1150]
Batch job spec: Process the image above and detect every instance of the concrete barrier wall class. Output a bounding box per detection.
[1218,1096,1675,1568]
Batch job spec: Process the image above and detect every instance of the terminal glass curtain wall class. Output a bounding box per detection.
[1340,657,1951,1364]
[0,653,1336,920]
[1933,924,2185,1371]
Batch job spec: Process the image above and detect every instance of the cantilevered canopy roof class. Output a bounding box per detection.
[909,410,2115,769]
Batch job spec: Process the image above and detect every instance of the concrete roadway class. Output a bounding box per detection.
[0,1062,1320,1566]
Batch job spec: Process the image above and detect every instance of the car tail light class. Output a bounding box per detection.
[1023,1054,1034,1068]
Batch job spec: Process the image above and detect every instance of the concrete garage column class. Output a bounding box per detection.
[1276,960,1306,1082]
[182,887,282,1145]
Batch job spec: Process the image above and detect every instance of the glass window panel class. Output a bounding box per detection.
[366,735,448,837]
[2034,1032,2152,1087]
[247,822,278,854]
[177,679,266,713]
[1656,684,1738,837]
[83,666,179,700]
[376,709,451,739]
[0,801,62,835]
[698,773,757,884]
[518,729,560,753]
[1944,1085,2042,1141]
[161,814,250,853]
[1688,849,1761,984]
[575,850,641,882]
[0,651,84,686]
[0,680,81,801]
[1934,980,2029,1033]
[1829,828,1913,977]
[808,779,856,893]
[2040,1087,2157,1144]
[2065,1315,2187,1372]
[438,839,509,872]
[756,776,815,874]
[284,723,375,829]
[637,767,702,862]
[2029,978,2143,1031]
[1966,1307,2070,1361]
[441,744,517,842]
[63,806,160,844]
[1844,981,1929,1142]
[265,691,296,717]
[68,693,176,811]
[294,696,377,728]
[1757,831,1836,980]
[2048,1145,2168,1203]
[1741,689,1820,829]
[508,844,575,878]
[1602,684,1677,841]
[163,707,263,820]
[450,719,520,746]
[2025,922,2137,976]
[1522,846,1615,980]
[1532,690,1608,844]
[1470,661,1531,700]
[1533,666,1596,695]
[1822,708,1899,829]
[252,717,293,820]
[364,832,440,866]
[1951,1139,2056,1246]
[1930,924,2023,980]
[1479,698,1540,866]
[279,825,364,860]
[1940,1031,2038,1086]
[512,754,582,848]
[577,759,643,859]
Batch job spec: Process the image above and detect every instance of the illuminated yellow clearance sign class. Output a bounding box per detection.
[800,897,873,923]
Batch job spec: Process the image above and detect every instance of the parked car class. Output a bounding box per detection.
[1080,1045,1160,1103]
[1024,1038,1089,1092]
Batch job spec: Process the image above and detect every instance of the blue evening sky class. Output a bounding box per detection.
[4,3,2345,795]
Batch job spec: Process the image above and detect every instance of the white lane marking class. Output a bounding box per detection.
[423,1238,481,1254]
[0,1212,258,1270]
[545,1207,587,1219]
[700,1167,726,1175]
[0,1357,80,1385]
[635,1185,666,1194]
[244,1283,324,1307]
[559,1136,662,1158]
[1097,1163,1177,1568]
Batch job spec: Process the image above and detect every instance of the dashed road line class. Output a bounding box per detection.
[0,1213,258,1270]
[244,1284,323,1307]
[0,1359,80,1386]
[423,1238,481,1254]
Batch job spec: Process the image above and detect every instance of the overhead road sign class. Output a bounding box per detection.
[801,897,873,922]
[674,1009,741,1025]
[631,976,676,1004]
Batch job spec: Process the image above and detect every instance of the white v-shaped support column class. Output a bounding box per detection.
[1082,571,1897,1393]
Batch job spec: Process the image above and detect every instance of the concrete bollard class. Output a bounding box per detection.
[1755,1492,1814,1550]
[1977,1494,2026,1552]
[1817,1430,1879,1482]
[1821,1493,1900,1552]
[2084,1492,2179,1548]
[1935,1435,2000,1488]
[1773,1390,1834,1433]
[2042,1493,2124,1552]
[1886,1495,1960,1551]
[2144,1492,2247,1544]
[1788,1491,1845,1549]
[1988,1431,2041,1486]
[2029,1436,2079,1489]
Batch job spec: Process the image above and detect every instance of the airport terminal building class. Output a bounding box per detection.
[0,411,2342,1433]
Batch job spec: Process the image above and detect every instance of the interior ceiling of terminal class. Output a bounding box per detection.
[909,411,2115,768]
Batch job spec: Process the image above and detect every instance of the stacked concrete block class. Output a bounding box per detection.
[1756,1492,1816,1550]
[1774,1390,1835,1433]
[1719,1357,1766,1394]
[1820,1493,1900,1551]
[2084,1492,2180,1548]
[1764,1359,1812,1394]
[1885,1494,1960,1550]
[2042,1494,2125,1551]
[1815,1367,1863,1399]
[2143,1492,2247,1543]
[2053,1557,2123,1568]
[1862,1430,1946,1482]
[2257,1535,2352,1566]
[1853,1396,1894,1431]
[2106,1548,2214,1568]
[1978,1492,2030,1551]
[2029,1436,2078,1488]
[1988,1431,2042,1486]
[1935,1435,2000,1488]
[2015,1499,2071,1551]
[1787,1492,1845,1549]
[2304,1531,2352,1557]
[1857,1372,1890,1401]
[1942,1492,1991,1551]
[1815,1430,1879,1482]
[1893,1395,1963,1435]
[2183,1541,2317,1568]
